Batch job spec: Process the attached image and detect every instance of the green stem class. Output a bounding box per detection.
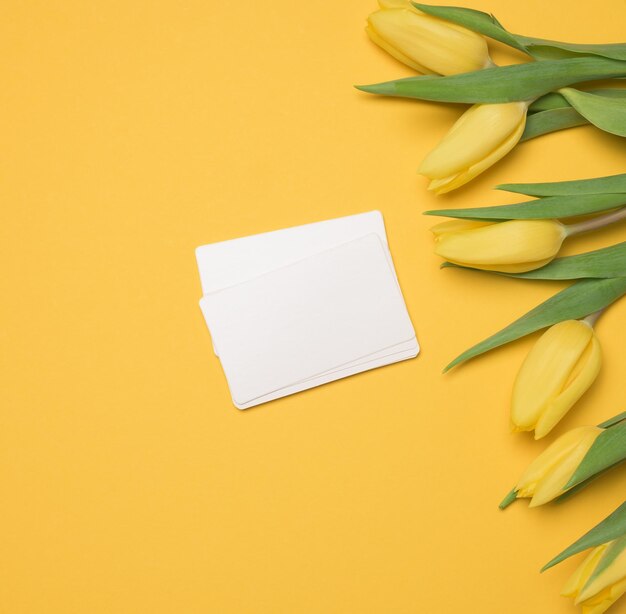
[499,488,518,510]
[583,308,606,327]
[565,206,626,236]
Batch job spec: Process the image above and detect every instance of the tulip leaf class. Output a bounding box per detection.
[558,88,626,137]
[565,422,626,490]
[521,108,588,142]
[497,173,626,197]
[424,193,626,221]
[355,57,626,104]
[443,242,626,280]
[445,277,626,371]
[530,89,626,112]
[410,3,527,53]
[598,411,626,429]
[411,4,626,62]
[542,502,626,571]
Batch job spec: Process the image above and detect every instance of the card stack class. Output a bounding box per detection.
[196,211,419,409]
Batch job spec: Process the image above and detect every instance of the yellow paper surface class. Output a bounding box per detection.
[1,1,625,612]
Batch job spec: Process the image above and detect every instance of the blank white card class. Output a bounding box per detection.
[196,212,419,409]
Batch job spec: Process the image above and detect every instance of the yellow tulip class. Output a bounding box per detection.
[512,320,602,439]
[418,102,528,194]
[366,0,492,75]
[431,218,566,273]
[511,426,602,507]
[562,538,626,614]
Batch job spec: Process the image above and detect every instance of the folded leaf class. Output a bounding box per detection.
[497,173,626,197]
[530,89,626,112]
[521,108,588,142]
[542,502,626,571]
[412,3,626,62]
[565,422,626,489]
[356,57,626,104]
[559,88,626,137]
[424,193,626,220]
[445,277,626,371]
[442,242,626,280]
[598,411,626,429]
[410,3,526,53]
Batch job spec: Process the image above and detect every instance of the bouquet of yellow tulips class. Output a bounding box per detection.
[358,5,626,611]
[358,1,626,193]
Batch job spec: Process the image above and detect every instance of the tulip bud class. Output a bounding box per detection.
[431,218,566,273]
[418,102,528,194]
[366,0,492,76]
[562,537,626,614]
[512,320,602,439]
[506,426,602,507]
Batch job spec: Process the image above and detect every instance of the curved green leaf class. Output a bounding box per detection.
[445,277,626,371]
[519,37,626,62]
[497,173,626,197]
[598,411,626,429]
[542,502,626,571]
[566,422,626,489]
[424,193,626,220]
[443,242,626,280]
[522,108,588,141]
[356,58,626,104]
[559,88,626,136]
[530,89,626,112]
[411,3,527,53]
[411,4,626,62]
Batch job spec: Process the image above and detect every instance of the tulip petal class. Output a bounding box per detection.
[534,334,602,439]
[365,23,433,74]
[367,8,489,76]
[434,219,565,269]
[577,542,626,606]
[515,426,596,497]
[528,428,600,506]
[562,544,609,597]
[419,102,527,180]
[430,220,493,236]
[427,113,527,194]
[444,257,555,273]
[511,320,593,430]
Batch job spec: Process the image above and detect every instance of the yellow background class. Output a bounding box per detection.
[1,1,626,612]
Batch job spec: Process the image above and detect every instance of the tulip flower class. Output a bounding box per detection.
[562,537,626,614]
[500,425,602,508]
[366,0,493,75]
[418,101,529,194]
[512,319,602,439]
[431,218,566,273]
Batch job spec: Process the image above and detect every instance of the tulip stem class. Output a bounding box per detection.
[499,488,518,510]
[565,206,626,237]
[583,308,606,328]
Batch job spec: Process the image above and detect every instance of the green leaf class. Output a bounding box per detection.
[565,422,626,489]
[424,193,626,220]
[411,4,626,62]
[521,108,588,142]
[442,242,626,280]
[542,502,626,571]
[558,88,626,137]
[355,57,626,104]
[497,173,626,197]
[411,3,527,53]
[519,37,626,62]
[598,411,626,429]
[497,242,626,280]
[444,277,626,371]
[530,89,626,112]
